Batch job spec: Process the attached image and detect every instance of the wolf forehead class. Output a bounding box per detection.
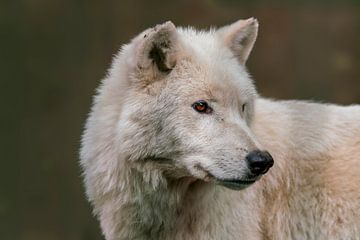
[118,20,258,101]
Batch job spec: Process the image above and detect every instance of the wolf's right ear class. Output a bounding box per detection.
[129,21,179,81]
[218,18,258,65]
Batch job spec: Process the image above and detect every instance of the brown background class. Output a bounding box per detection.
[0,1,359,239]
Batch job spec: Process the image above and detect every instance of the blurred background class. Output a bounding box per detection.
[0,0,359,239]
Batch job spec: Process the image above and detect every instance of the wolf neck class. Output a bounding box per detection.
[117,167,216,239]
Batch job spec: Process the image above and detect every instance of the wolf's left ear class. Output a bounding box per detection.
[131,21,179,79]
[218,18,258,65]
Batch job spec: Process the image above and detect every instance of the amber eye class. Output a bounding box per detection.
[192,100,212,113]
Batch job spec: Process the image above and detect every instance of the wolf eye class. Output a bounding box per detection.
[192,100,212,113]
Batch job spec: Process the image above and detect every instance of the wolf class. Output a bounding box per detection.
[80,18,360,240]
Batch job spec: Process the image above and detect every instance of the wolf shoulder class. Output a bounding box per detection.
[252,97,360,172]
[254,97,360,135]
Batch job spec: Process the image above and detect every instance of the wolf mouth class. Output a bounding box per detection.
[194,164,258,190]
[216,178,257,190]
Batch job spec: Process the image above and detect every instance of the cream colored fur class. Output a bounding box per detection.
[80,19,360,240]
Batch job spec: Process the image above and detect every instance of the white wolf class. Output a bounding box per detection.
[80,19,360,240]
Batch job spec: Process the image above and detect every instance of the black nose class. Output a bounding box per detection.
[246,150,274,175]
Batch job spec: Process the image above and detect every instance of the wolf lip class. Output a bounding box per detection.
[216,179,257,190]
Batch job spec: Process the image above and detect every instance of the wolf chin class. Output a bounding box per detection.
[80,19,360,240]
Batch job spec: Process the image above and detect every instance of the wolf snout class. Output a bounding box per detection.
[246,150,274,175]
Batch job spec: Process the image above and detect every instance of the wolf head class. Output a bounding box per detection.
[82,19,273,192]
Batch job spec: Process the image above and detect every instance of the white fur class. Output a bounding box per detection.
[80,19,360,240]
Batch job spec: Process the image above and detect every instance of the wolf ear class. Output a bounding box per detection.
[131,21,179,78]
[218,18,258,65]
